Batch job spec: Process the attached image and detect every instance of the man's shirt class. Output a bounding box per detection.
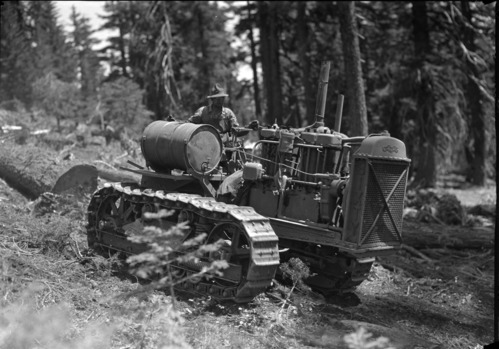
[188,105,239,133]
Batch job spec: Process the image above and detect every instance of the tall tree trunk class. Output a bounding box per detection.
[297,2,314,126]
[258,1,283,126]
[196,3,210,96]
[411,1,437,188]
[247,1,262,120]
[461,0,487,186]
[290,74,301,128]
[337,1,368,136]
[388,100,404,141]
[71,8,89,98]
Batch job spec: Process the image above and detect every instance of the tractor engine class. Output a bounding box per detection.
[236,124,410,294]
[242,127,410,254]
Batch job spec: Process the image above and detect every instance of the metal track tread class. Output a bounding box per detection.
[86,182,280,303]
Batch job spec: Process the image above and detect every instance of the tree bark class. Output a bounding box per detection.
[297,2,314,126]
[258,1,283,126]
[247,1,262,120]
[461,0,487,186]
[337,1,368,137]
[388,100,404,141]
[411,1,437,188]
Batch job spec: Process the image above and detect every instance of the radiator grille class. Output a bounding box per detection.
[360,161,407,246]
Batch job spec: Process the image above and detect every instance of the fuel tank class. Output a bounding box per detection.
[141,121,223,174]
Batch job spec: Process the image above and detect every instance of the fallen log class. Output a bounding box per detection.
[402,220,493,250]
[0,141,139,199]
[468,204,496,218]
[0,141,75,199]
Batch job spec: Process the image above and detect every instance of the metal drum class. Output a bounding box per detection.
[141,121,222,174]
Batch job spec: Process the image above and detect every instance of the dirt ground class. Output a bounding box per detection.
[0,114,496,349]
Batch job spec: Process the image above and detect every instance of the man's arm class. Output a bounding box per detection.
[226,108,239,128]
[187,107,204,123]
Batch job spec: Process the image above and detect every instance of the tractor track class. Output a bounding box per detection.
[86,182,280,303]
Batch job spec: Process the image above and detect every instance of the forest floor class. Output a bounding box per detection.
[0,110,496,349]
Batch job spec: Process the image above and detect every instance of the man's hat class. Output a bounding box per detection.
[207,84,228,98]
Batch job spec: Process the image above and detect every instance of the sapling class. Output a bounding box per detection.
[276,257,312,321]
[126,208,229,305]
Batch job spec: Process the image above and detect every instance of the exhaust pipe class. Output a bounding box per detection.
[313,60,331,128]
[334,94,344,133]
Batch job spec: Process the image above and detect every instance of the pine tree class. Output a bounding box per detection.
[99,1,239,119]
[27,1,77,82]
[0,1,35,106]
[69,6,101,99]
[100,1,133,78]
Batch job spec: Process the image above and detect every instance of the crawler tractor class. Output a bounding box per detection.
[86,62,411,303]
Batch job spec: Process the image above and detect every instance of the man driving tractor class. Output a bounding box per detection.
[188,84,240,141]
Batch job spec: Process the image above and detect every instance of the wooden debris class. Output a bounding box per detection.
[401,244,433,262]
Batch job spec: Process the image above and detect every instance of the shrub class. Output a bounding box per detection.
[99,77,153,134]
[32,73,83,131]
